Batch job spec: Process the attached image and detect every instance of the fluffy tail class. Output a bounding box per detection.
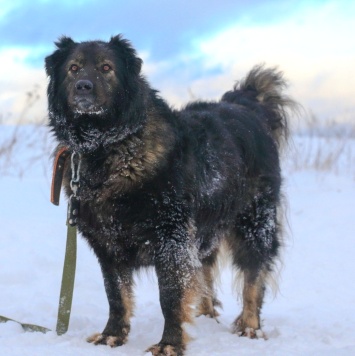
[221,64,297,147]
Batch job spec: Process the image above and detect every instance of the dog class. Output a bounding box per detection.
[45,35,295,355]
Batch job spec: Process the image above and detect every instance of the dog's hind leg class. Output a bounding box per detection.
[233,269,267,338]
[230,192,281,338]
[87,261,134,347]
[196,253,222,319]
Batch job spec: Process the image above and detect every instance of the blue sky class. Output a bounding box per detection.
[0,0,306,64]
[0,0,354,125]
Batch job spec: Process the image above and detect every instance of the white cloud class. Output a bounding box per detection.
[145,2,355,122]
[0,48,47,124]
[1,1,354,124]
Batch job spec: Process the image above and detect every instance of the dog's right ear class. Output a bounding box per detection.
[45,36,76,76]
[54,36,75,50]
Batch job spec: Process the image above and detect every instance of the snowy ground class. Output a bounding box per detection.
[0,134,355,355]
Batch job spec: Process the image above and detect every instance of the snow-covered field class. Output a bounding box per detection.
[0,132,354,355]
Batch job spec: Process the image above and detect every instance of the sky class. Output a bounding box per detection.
[0,0,354,125]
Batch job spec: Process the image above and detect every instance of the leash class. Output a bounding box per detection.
[55,223,77,335]
[0,315,50,333]
[0,147,79,335]
[53,149,81,335]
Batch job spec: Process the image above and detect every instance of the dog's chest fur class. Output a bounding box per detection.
[61,140,170,263]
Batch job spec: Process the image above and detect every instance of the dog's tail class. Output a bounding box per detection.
[221,64,297,147]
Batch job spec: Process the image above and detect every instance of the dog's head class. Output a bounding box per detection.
[45,35,144,152]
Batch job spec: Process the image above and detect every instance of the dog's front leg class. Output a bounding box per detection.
[147,238,201,356]
[87,261,134,347]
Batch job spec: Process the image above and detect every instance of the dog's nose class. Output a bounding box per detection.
[75,79,93,93]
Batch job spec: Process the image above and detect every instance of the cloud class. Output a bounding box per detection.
[0,48,47,123]
[145,1,355,122]
[0,0,309,63]
[0,0,354,124]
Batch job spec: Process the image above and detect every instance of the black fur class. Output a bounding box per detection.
[46,35,296,355]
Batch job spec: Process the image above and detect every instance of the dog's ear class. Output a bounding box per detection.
[45,36,76,76]
[109,35,143,75]
[55,36,75,50]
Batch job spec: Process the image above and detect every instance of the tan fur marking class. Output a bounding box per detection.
[233,270,265,336]
[196,265,220,318]
[240,282,261,329]
[147,344,180,356]
[121,283,134,324]
[86,332,129,347]
[178,274,203,347]
[87,333,105,344]
[142,116,172,169]
[98,111,174,198]
[180,286,197,325]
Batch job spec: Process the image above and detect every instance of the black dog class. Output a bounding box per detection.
[45,35,295,355]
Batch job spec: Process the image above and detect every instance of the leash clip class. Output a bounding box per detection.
[67,152,82,226]
[70,152,81,195]
[68,194,80,226]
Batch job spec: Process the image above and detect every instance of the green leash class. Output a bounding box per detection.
[0,148,79,335]
[0,223,77,335]
[56,223,77,335]
[0,315,50,333]
[55,151,80,335]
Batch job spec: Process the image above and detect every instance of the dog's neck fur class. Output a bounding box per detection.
[60,112,175,201]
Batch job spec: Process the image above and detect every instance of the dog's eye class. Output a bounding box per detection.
[102,64,111,72]
[70,64,79,72]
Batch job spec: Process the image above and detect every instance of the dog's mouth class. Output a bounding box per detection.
[72,97,106,116]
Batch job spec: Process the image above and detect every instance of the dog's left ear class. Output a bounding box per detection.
[109,35,143,75]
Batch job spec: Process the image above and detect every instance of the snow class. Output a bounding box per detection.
[1,135,355,355]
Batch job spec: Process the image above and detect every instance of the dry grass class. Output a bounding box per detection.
[1,97,354,177]
[0,124,53,177]
[0,89,54,177]
[285,114,355,176]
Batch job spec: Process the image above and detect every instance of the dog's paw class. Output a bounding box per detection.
[87,332,128,347]
[234,326,266,339]
[146,343,184,356]
[196,307,220,319]
[196,296,222,319]
[232,315,266,339]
